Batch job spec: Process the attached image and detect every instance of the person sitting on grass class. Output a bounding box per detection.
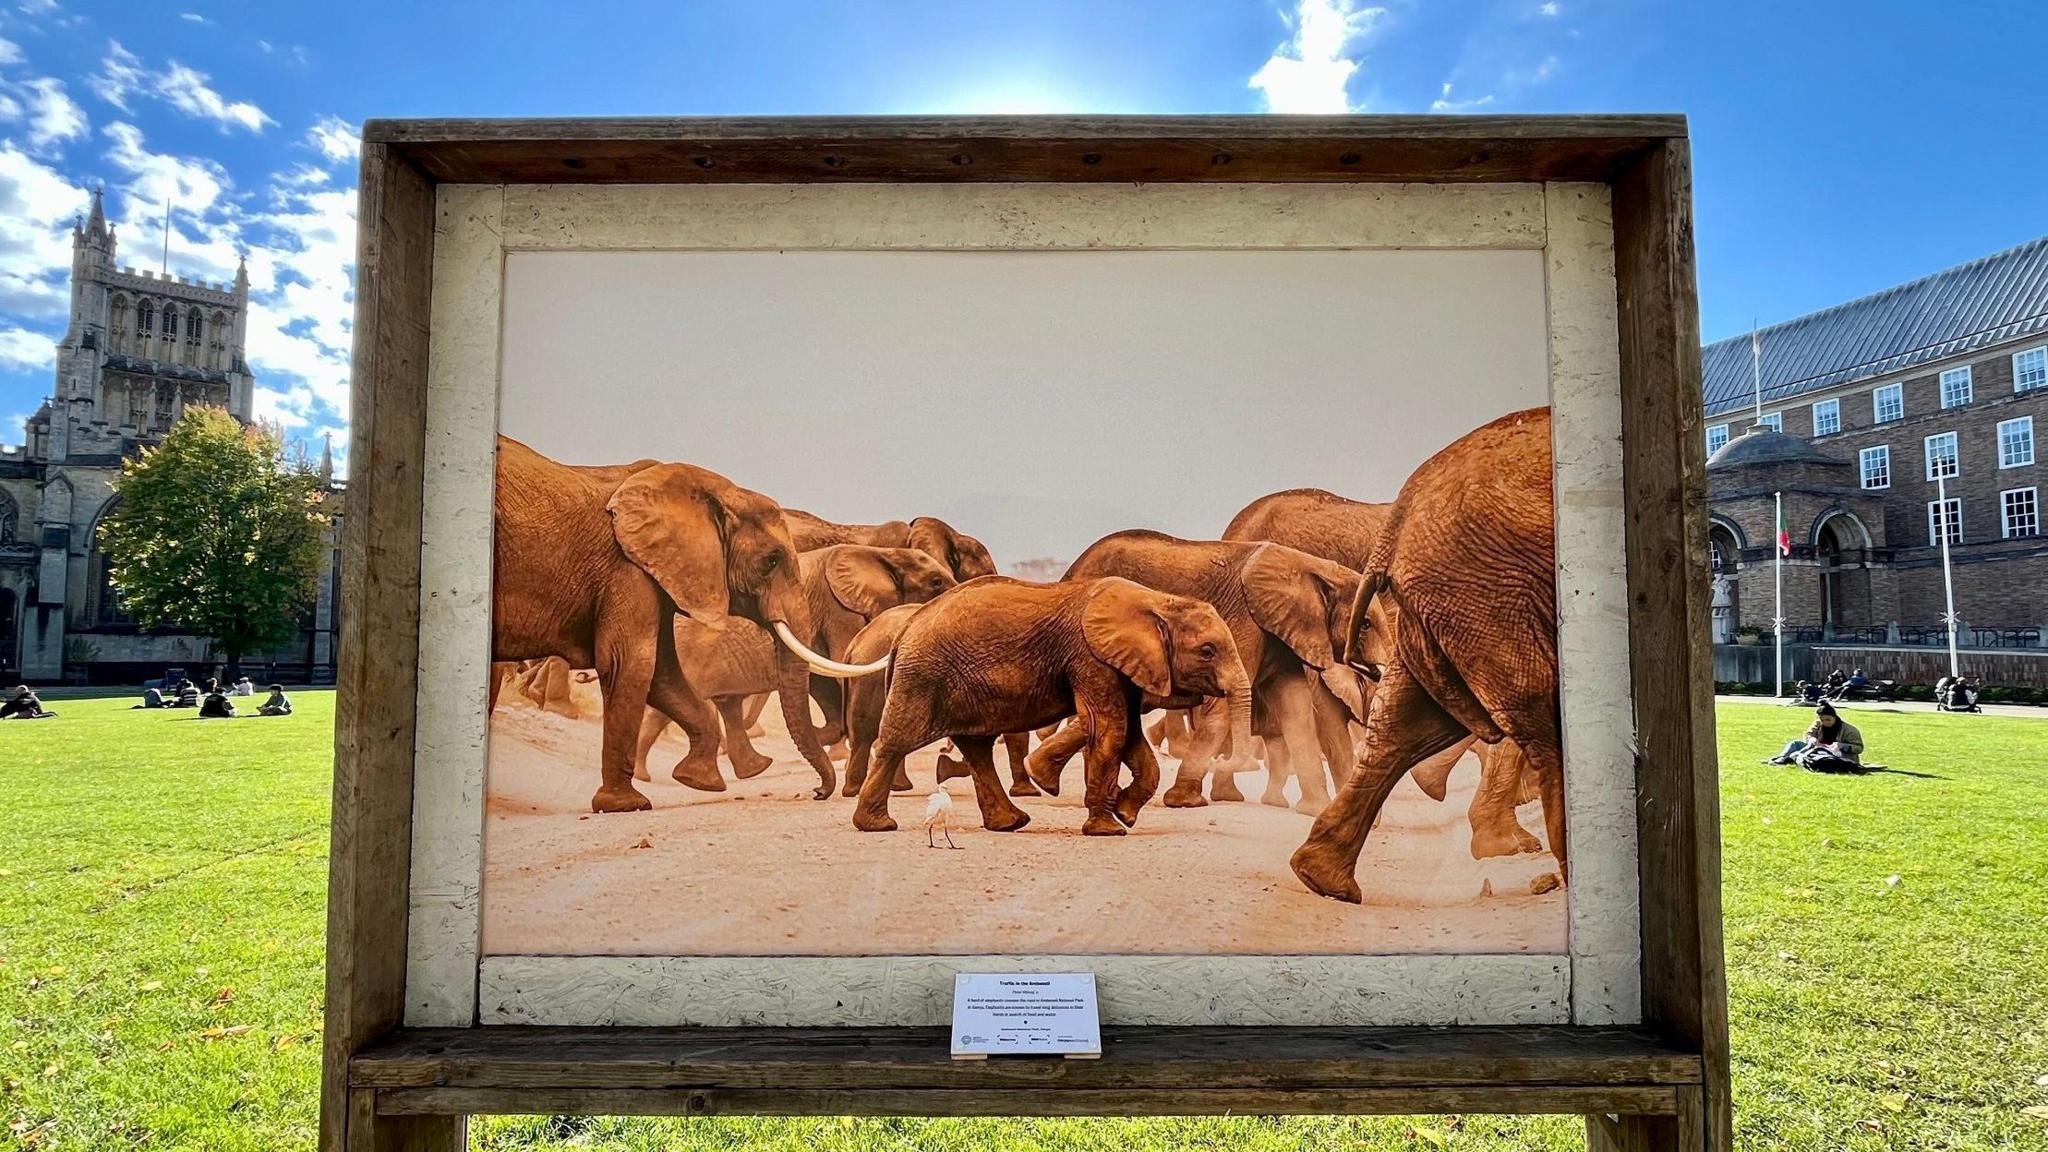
[257,685,293,716]
[136,685,164,709]
[1,684,54,719]
[1763,702,1865,772]
[169,679,199,708]
[198,683,237,718]
[231,676,255,697]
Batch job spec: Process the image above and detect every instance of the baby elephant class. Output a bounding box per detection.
[853,576,1252,837]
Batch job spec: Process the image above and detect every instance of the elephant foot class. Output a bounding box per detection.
[1411,758,1454,802]
[632,763,652,783]
[671,756,727,793]
[1289,841,1362,903]
[1469,820,1543,860]
[591,785,653,814]
[981,804,1031,834]
[729,748,774,780]
[935,754,969,785]
[1112,790,1148,827]
[852,806,898,832]
[840,779,862,798]
[1009,776,1042,798]
[1081,811,1127,836]
[828,742,849,762]
[1023,754,1063,797]
[1161,782,1208,808]
[891,763,913,791]
[1261,787,1291,809]
[745,723,767,739]
[1209,773,1245,802]
[1293,797,1329,818]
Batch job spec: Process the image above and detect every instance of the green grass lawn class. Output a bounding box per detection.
[3,695,2045,1150]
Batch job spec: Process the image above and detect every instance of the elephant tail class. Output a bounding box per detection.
[1342,527,1398,677]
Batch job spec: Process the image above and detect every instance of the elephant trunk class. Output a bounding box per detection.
[775,645,837,800]
[1212,666,1256,774]
[1341,570,1386,681]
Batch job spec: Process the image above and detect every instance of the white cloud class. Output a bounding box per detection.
[20,77,87,151]
[1430,82,1496,113]
[0,140,88,318]
[1248,0,1385,114]
[0,36,22,65]
[1539,1,1560,15]
[0,325,53,369]
[180,11,209,23]
[306,115,359,165]
[244,181,356,427]
[17,0,59,14]
[90,40,274,133]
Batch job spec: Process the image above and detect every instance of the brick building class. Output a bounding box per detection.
[1702,236,2046,662]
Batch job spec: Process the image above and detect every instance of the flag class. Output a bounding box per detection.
[1777,502,1791,556]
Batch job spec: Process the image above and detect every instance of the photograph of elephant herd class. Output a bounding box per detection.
[483,406,1567,958]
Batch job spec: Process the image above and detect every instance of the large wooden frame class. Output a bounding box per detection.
[323,116,1725,1151]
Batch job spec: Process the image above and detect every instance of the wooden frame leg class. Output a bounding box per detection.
[347,1089,466,1151]
[1585,1085,1704,1151]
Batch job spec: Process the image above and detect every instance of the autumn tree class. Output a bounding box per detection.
[97,407,331,678]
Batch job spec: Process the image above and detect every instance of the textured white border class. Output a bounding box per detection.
[479,954,1568,1027]
[1544,183,1643,1023]
[404,181,1640,1028]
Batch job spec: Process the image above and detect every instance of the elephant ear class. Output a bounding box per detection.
[823,546,902,619]
[1081,578,1173,698]
[1241,543,1353,670]
[906,518,959,571]
[606,463,731,631]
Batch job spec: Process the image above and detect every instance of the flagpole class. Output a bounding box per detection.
[1755,323,1784,697]
[161,200,172,275]
[1938,472,1959,678]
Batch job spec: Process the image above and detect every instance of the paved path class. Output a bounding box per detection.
[1716,694,2046,719]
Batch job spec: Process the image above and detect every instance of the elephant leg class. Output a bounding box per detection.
[591,613,657,814]
[1163,700,1224,808]
[1309,677,1355,789]
[1408,736,1473,802]
[1024,720,1087,796]
[854,690,928,831]
[1079,700,1132,837]
[645,664,725,793]
[1290,660,1467,903]
[953,735,1032,833]
[1272,672,1332,817]
[742,691,770,738]
[1002,731,1039,796]
[633,708,667,782]
[1526,738,1568,879]
[1468,740,1543,859]
[717,697,774,779]
[1112,718,1161,827]
[809,678,846,748]
[1260,731,1295,808]
[488,662,508,715]
[541,659,578,719]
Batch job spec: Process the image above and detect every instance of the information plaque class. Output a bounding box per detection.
[950,973,1103,1060]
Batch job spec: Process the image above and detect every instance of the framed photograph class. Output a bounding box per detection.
[324,116,1726,1152]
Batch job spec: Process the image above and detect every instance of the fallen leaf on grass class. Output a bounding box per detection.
[2022,1105,2048,1121]
[1856,1118,1885,1133]
[1884,875,1902,888]
[211,987,236,1005]
[1405,1124,1447,1146]
[137,981,162,993]
[272,1033,302,1051]
[1880,1093,1908,1113]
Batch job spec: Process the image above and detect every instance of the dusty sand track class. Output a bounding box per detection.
[481,682,1565,956]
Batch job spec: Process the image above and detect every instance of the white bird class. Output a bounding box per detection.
[924,786,961,850]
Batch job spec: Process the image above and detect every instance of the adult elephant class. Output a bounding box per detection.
[1290,407,1564,903]
[1223,487,1392,571]
[853,577,1252,837]
[1043,531,1365,814]
[634,544,956,781]
[784,509,998,580]
[492,436,883,813]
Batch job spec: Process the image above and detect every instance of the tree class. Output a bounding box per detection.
[97,407,331,678]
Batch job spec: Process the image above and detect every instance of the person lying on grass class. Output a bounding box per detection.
[1764,702,1865,772]
[1,684,54,719]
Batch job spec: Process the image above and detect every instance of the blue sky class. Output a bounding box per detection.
[1,0,2042,462]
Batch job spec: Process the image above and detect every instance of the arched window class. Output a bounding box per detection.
[90,498,131,627]
[160,306,177,342]
[186,311,202,342]
[0,489,17,544]
[137,300,154,334]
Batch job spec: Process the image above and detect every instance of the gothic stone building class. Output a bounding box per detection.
[1703,236,2046,659]
[0,191,342,685]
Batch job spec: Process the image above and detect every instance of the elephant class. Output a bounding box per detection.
[1407,737,1548,859]
[633,544,956,782]
[839,603,926,797]
[783,510,998,580]
[851,576,1253,837]
[1290,406,1566,903]
[1223,487,1393,571]
[491,436,883,813]
[1038,531,1366,815]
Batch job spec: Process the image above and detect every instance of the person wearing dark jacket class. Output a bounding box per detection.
[1,685,53,719]
[198,686,236,718]
[1764,702,1865,772]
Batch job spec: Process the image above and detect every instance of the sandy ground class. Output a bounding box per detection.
[481,681,1566,956]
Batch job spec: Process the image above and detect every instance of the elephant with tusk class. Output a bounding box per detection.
[490,436,886,813]
[852,576,1252,837]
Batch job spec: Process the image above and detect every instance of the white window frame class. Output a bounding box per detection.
[2015,346,2047,394]
[1859,444,1890,490]
[1873,382,1903,423]
[1939,365,1973,408]
[1811,397,1840,436]
[1705,423,1730,455]
[1924,431,1959,480]
[1755,412,1782,433]
[1998,416,2035,469]
[2001,486,2039,539]
[1927,498,1962,546]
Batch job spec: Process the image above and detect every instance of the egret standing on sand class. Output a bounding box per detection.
[925,787,961,849]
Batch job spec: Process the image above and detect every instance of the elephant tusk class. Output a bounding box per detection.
[773,621,891,679]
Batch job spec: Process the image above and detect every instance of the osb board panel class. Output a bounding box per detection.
[403,180,1640,1029]
[478,954,1570,1027]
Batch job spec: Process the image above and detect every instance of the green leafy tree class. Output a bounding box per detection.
[97,406,331,678]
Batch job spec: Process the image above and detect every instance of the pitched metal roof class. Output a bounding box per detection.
[1702,236,2048,418]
